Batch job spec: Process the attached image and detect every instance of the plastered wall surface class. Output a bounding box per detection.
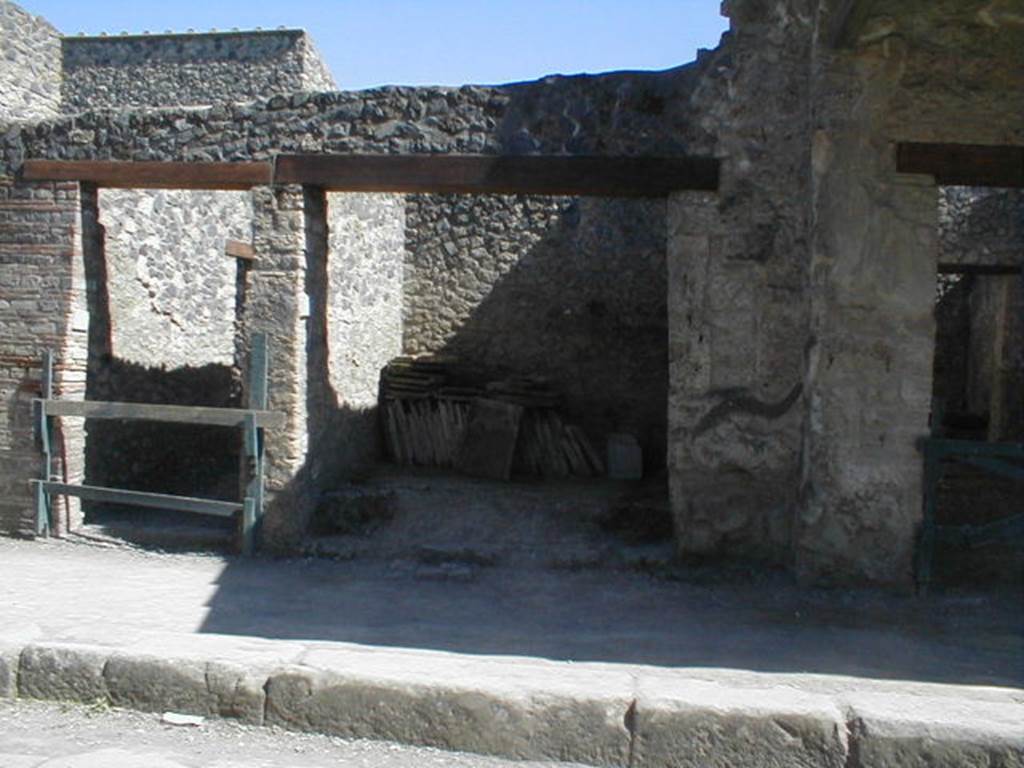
[800,0,1024,585]
[668,0,815,563]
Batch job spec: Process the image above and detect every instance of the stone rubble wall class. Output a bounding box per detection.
[97,189,251,368]
[936,188,1024,439]
[0,63,706,551]
[58,26,335,371]
[301,37,337,92]
[306,192,405,489]
[939,187,1024,268]
[3,0,1020,586]
[1,66,709,171]
[0,1,62,123]
[61,31,329,113]
[326,193,404,415]
[404,193,668,466]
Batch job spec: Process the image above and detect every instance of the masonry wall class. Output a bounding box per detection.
[61,30,335,112]
[404,194,668,465]
[3,72,708,170]
[6,5,1018,585]
[305,192,404,492]
[936,188,1024,440]
[0,70,707,548]
[97,189,250,367]
[0,1,61,123]
[667,0,814,563]
[801,0,1024,586]
[56,27,332,510]
[940,188,1024,268]
[0,179,87,536]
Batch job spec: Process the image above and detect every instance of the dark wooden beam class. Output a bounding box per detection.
[897,143,1024,188]
[273,154,720,196]
[225,239,256,261]
[938,263,1022,276]
[21,160,272,190]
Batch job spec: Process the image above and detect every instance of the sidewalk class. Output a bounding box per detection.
[1,537,1021,767]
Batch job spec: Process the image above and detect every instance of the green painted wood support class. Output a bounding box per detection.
[32,480,241,517]
[242,332,268,556]
[916,437,1024,593]
[34,334,277,555]
[35,350,54,536]
[242,497,256,558]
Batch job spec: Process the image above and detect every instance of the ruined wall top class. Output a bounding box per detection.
[1,63,711,175]
[61,29,337,112]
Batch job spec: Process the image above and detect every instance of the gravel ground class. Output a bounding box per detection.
[0,698,592,768]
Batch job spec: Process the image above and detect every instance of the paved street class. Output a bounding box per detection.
[0,698,588,768]
[0,537,1021,767]
[1,537,1020,688]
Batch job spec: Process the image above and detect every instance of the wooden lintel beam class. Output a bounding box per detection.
[21,160,272,190]
[225,239,256,261]
[897,143,1024,188]
[938,263,1022,276]
[273,154,720,196]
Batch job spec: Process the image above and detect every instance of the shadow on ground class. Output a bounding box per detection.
[196,471,1024,689]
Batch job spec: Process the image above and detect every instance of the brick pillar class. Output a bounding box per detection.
[0,178,88,537]
[240,185,311,550]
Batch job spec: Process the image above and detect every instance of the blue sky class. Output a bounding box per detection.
[19,1,729,90]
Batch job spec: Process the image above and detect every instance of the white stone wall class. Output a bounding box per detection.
[0,1,61,122]
[61,30,328,112]
[326,193,405,410]
[99,189,252,367]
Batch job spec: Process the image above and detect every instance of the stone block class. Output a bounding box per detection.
[0,643,19,698]
[104,654,264,723]
[201,661,267,724]
[634,684,848,768]
[264,667,631,766]
[18,644,108,703]
[847,693,1024,768]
